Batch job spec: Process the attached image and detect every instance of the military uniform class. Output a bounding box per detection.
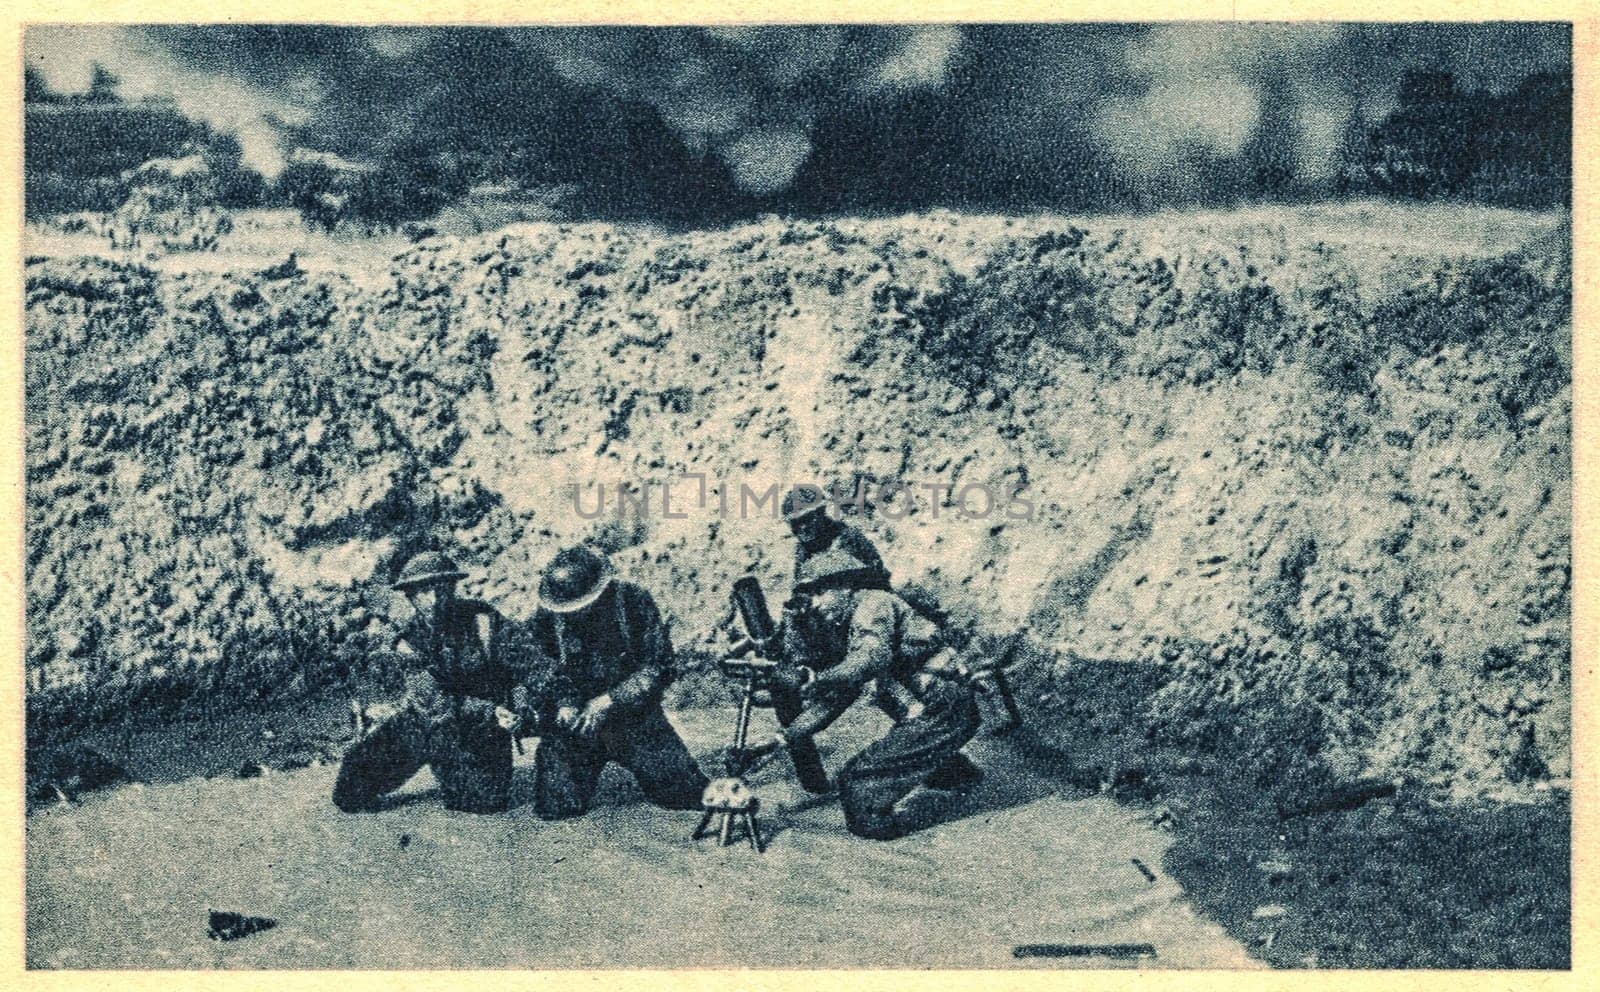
[333,598,516,814]
[525,578,709,819]
[780,553,983,840]
[773,516,889,792]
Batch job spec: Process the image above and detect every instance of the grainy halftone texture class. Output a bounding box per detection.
[25,202,1570,800]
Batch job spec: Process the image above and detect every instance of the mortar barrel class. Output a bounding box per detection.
[731,577,777,643]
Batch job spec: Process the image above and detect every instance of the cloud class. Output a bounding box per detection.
[25,26,312,178]
[871,25,962,91]
[723,128,813,195]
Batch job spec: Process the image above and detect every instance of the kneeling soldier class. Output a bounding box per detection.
[333,552,520,814]
[526,545,709,819]
[771,486,890,793]
[748,548,984,840]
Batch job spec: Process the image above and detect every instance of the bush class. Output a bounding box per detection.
[1144,615,1397,790]
[278,145,472,231]
[277,160,352,231]
[1355,70,1570,207]
[353,145,471,228]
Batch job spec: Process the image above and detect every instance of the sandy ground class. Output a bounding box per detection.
[27,704,1256,970]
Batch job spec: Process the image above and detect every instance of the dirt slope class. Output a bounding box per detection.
[24,201,1571,799]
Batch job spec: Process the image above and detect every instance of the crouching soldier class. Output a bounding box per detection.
[783,484,1022,737]
[333,552,520,814]
[525,545,709,820]
[746,548,984,840]
[762,486,892,794]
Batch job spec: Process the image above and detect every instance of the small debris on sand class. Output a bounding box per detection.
[1014,943,1157,960]
[207,910,277,941]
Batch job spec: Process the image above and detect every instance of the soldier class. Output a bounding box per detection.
[781,485,889,588]
[783,484,1024,737]
[525,545,709,820]
[333,552,520,814]
[766,486,891,794]
[745,548,985,840]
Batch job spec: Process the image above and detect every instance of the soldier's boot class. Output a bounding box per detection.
[842,780,962,841]
[332,709,429,813]
[889,783,962,828]
[923,751,983,794]
[857,771,978,840]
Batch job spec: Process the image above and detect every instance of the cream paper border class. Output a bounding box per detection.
[0,3,1591,989]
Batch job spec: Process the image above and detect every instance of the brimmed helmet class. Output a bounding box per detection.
[393,551,468,592]
[795,548,879,594]
[781,485,829,523]
[537,545,616,614]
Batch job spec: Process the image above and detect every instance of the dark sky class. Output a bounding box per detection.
[24,23,1572,215]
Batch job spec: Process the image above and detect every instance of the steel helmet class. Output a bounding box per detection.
[393,551,468,592]
[795,548,879,594]
[537,545,616,614]
[781,485,829,523]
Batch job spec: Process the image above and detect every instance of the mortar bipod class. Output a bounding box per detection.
[693,776,763,851]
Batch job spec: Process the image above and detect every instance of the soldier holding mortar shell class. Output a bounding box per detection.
[735,549,986,840]
[523,545,710,820]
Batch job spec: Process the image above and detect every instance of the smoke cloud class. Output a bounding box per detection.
[1096,24,1339,180]
[511,25,960,194]
[22,22,1570,208]
[24,25,313,177]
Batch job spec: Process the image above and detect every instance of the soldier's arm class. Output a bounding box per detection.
[607,587,673,709]
[401,666,452,723]
[390,618,443,715]
[810,592,897,691]
[782,595,896,740]
[521,614,584,715]
[782,682,863,741]
[495,616,549,711]
[842,527,888,577]
[446,603,507,724]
